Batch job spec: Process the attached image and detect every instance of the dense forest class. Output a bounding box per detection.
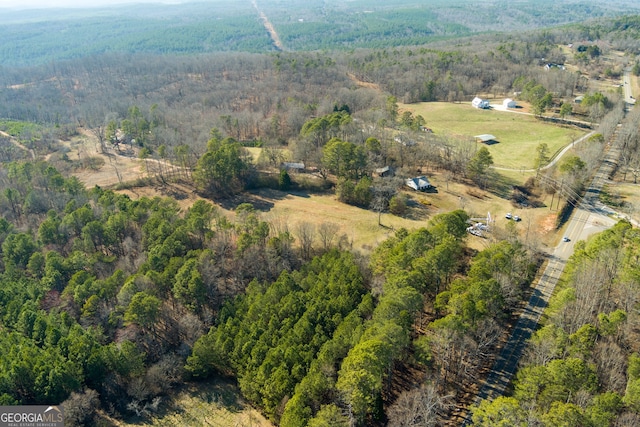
[1,0,640,66]
[0,19,631,157]
[472,221,640,426]
[0,155,539,424]
[1,4,640,426]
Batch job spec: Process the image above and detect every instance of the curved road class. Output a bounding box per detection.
[492,130,596,173]
[0,129,36,159]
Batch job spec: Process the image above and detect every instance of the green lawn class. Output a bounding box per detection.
[400,102,586,169]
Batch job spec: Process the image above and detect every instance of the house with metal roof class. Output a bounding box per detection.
[406,176,432,191]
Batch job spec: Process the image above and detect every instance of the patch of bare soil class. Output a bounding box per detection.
[73,154,144,188]
[347,72,383,91]
[539,213,557,234]
[57,129,144,188]
[66,129,186,192]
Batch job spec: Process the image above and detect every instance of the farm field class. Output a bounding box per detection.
[399,101,587,169]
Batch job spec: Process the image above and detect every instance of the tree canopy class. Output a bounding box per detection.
[193,131,253,197]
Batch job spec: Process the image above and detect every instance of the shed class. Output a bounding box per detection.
[375,166,391,177]
[503,98,517,108]
[544,63,566,71]
[281,162,305,172]
[472,97,490,109]
[475,134,498,144]
[406,176,432,191]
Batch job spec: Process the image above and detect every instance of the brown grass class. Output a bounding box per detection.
[222,186,431,253]
[66,129,559,253]
[109,379,273,427]
[62,116,569,427]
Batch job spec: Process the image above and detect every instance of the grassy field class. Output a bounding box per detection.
[220,168,561,254]
[399,102,587,169]
[64,109,568,427]
[605,180,640,223]
[64,119,563,255]
[226,186,432,253]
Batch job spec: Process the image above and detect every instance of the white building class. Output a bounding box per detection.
[472,97,490,109]
[503,98,517,108]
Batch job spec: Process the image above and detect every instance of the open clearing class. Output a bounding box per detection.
[605,178,640,225]
[228,165,562,253]
[399,101,587,169]
[109,170,560,254]
[65,128,561,255]
[112,379,273,427]
[32,47,634,427]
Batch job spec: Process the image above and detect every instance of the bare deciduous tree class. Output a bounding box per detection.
[296,221,316,260]
[317,221,340,252]
[62,388,100,427]
[386,383,453,427]
[593,340,627,394]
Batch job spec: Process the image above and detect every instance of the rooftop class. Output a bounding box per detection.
[475,134,497,143]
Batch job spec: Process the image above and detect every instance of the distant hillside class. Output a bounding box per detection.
[1,0,639,66]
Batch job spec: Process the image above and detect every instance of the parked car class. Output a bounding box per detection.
[562,236,570,242]
[505,213,512,219]
[513,215,521,222]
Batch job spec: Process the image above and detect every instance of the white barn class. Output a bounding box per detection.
[503,98,517,108]
[472,97,490,109]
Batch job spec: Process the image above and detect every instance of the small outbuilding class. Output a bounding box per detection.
[375,166,392,177]
[503,98,517,108]
[406,176,432,191]
[472,97,490,109]
[544,63,566,71]
[475,134,498,144]
[281,162,305,172]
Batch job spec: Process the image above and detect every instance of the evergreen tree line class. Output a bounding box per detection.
[472,221,640,426]
[186,209,540,425]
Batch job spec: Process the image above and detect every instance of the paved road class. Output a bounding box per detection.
[463,207,616,421]
[623,70,636,105]
[462,78,631,424]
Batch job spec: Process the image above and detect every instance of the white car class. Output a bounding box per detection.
[562,236,570,242]
[513,215,521,222]
[505,213,512,219]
